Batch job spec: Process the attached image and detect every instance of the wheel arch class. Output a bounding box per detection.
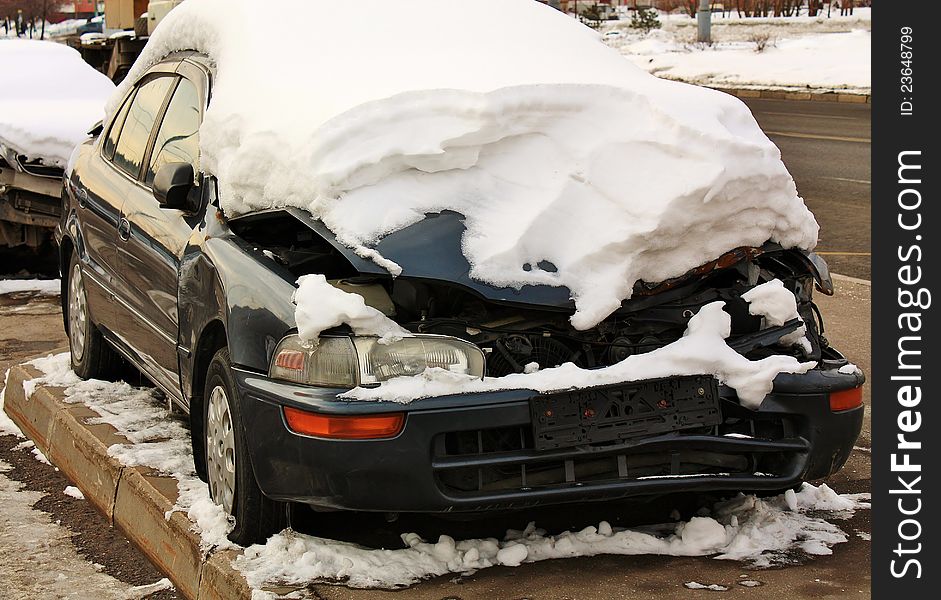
[189,319,228,480]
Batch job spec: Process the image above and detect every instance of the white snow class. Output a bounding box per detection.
[24,353,236,551]
[741,278,810,349]
[125,578,175,599]
[839,363,862,375]
[294,274,408,343]
[63,485,85,500]
[342,301,814,410]
[1,369,25,437]
[0,460,151,599]
[0,40,114,167]
[0,279,60,296]
[112,0,818,331]
[605,10,870,94]
[21,353,869,592]
[235,482,868,589]
[685,581,729,591]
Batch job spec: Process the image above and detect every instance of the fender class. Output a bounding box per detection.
[178,205,297,406]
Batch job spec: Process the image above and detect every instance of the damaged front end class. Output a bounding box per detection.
[228,209,864,509]
[230,208,844,379]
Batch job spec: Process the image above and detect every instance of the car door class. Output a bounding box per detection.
[113,62,208,404]
[74,68,177,345]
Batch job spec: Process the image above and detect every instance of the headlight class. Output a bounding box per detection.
[269,334,486,388]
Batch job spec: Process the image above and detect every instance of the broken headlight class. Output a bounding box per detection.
[269,334,486,388]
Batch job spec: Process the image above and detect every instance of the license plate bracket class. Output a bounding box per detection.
[530,375,721,451]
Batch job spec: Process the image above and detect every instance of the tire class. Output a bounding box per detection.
[66,253,122,380]
[204,347,285,545]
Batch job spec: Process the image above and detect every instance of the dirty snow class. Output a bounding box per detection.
[0,459,151,599]
[113,0,817,331]
[0,40,114,167]
[605,9,870,94]
[22,353,868,591]
[294,274,408,343]
[342,301,814,409]
[0,278,60,296]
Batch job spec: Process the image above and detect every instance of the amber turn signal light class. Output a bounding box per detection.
[829,386,863,412]
[283,406,405,439]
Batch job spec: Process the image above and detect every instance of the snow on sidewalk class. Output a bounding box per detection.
[21,353,869,592]
[0,279,60,297]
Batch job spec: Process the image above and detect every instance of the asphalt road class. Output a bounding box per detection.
[742,97,872,280]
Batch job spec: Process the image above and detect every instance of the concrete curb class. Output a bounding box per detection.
[2,362,254,600]
[714,87,871,104]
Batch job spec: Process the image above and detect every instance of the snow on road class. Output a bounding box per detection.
[22,353,870,592]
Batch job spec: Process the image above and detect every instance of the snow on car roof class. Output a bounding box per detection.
[116,0,818,330]
[0,39,115,167]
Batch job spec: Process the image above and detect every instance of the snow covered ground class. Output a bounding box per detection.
[1,372,175,599]
[14,353,870,593]
[0,279,60,297]
[603,8,871,93]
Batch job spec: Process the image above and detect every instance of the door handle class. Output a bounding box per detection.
[118,217,131,241]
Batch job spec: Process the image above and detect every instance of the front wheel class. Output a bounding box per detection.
[204,347,285,545]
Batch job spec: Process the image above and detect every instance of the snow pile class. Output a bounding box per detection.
[0,369,25,436]
[0,279,60,296]
[342,301,814,409]
[24,353,236,551]
[114,0,818,330]
[0,40,115,167]
[235,483,869,589]
[19,354,868,592]
[741,278,810,350]
[63,485,85,500]
[294,275,408,343]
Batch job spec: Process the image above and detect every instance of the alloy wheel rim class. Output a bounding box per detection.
[206,384,236,514]
[68,263,87,361]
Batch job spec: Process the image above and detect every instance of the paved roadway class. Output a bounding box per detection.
[742,97,872,280]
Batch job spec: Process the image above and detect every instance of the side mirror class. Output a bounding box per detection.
[153,162,195,210]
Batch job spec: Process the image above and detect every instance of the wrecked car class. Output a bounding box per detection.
[60,0,864,546]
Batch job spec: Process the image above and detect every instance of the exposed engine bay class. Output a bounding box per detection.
[231,209,836,378]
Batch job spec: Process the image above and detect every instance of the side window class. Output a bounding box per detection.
[111,76,175,179]
[102,90,134,160]
[145,78,201,186]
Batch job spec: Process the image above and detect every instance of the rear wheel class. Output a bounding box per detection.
[204,347,285,545]
[66,253,121,379]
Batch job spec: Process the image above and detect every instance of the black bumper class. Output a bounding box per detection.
[233,366,864,512]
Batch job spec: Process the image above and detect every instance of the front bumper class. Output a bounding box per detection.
[233,364,864,512]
